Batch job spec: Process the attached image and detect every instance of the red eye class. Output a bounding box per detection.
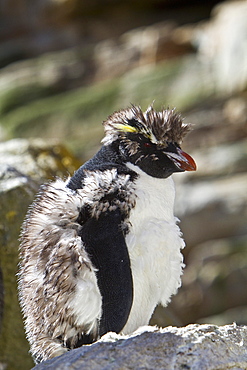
[144,142,151,148]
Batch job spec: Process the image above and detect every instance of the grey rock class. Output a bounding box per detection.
[0,268,3,332]
[0,48,92,116]
[195,1,247,93]
[175,172,247,247]
[168,235,247,326]
[33,324,247,370]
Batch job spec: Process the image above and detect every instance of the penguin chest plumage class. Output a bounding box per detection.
[122,164,185,334]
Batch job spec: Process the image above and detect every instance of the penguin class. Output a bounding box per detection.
[18,105,196,363]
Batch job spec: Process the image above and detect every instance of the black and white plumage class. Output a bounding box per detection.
[18,105,196,363]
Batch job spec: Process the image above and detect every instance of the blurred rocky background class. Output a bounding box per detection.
[0,0,246,369]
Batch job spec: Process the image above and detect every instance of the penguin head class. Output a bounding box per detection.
[102,105,196,178]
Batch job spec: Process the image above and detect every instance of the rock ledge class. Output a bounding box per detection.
[33,324,247,370]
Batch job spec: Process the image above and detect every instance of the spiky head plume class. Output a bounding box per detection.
[102,105,191,147]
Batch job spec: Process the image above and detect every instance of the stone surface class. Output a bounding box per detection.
[0,1,218,65]
[33,324,247,369]
[0,268,3,332]
[166,235,247,326]
[2,1,247,153]
[196,0,247,93]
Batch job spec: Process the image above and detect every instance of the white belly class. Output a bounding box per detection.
[122,164,185,334]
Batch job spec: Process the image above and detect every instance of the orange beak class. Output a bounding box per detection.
[166,147,197,172]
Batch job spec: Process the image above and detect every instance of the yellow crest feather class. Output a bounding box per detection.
[114,123,138,133]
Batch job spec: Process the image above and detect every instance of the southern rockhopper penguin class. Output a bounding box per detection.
[18,105,196,363]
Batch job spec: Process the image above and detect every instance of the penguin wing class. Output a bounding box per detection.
[75,168,136,336]
[79,207,133,336]
[19,169,136,358]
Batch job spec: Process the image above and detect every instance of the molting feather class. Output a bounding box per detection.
[102,105,191,146]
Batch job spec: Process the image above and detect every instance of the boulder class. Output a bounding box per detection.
[196,0,247,93]
[33,324,247,369]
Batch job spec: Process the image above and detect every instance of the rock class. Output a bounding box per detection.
[3,1,247,152]
[0,1,216,65]
[173,97,247,247]
[0,138,81,182]
[183,95,247,151]
[0,48,94,117]
[168,235,247,326]
[195,0,247,93]
[0,268,3,331]
[0,53,212,155]
[175,172,247,247]
[0,139,81,370]
[33,324,247,369]
[94,21,193,81]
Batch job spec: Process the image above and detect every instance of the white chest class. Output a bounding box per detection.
[122,164,185,334]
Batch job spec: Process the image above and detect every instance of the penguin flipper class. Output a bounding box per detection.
[79,206,133,336]
[71,168,136,336]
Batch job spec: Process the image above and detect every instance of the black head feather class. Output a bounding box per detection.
[102,105,191,148]
[101,105,195,178]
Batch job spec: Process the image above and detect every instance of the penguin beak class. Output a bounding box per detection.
[166,147,197,171]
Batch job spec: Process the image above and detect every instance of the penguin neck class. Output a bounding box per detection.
[67,141,135,191]
[95,141,125,166]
